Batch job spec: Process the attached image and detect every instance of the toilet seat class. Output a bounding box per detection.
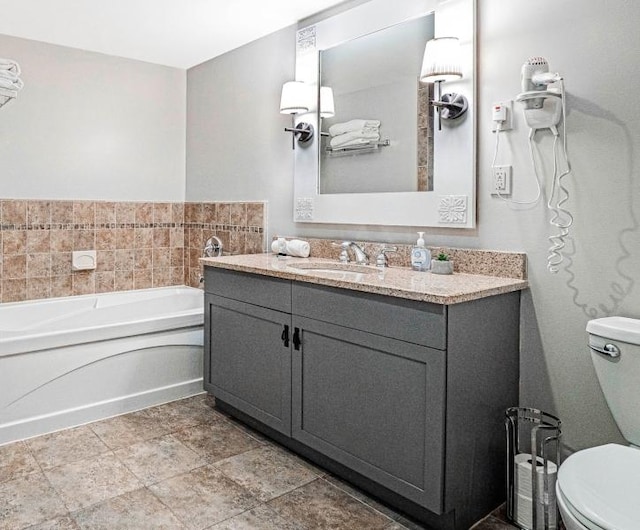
[557,443,640,530]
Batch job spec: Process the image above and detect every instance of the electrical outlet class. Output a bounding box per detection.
[491,165,512,195]
[491,100,513,131]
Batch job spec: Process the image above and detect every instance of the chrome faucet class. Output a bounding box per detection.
[344,241,369,265]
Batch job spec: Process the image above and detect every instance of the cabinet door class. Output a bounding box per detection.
[205,294,292,435]
[291,316,445,512]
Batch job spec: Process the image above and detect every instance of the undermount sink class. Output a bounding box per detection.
[287,261,378,278]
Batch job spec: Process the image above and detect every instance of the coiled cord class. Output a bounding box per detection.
[546,80,573,273]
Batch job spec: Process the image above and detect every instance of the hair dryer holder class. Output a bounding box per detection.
[516,89,562,130]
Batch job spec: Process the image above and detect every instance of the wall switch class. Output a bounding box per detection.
[491,100,513,131]
[491,165,512,195]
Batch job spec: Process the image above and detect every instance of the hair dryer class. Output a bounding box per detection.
[521,56,549,109]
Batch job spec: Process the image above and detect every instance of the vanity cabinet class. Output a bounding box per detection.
[204,266,520,530]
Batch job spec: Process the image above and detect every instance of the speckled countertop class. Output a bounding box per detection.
[201,254,528,305]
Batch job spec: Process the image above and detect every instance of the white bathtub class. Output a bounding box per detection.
[0,286,204,445]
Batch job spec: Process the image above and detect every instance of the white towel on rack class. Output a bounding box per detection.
[0,58,20,75]
[0,76,24,91]
[329,119,380,137]
[0,69,19,81]
[330,130,380,148]
[0,77,23,91]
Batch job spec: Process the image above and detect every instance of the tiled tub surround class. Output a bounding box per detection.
[184,201,266,289]
[0,199,266,303]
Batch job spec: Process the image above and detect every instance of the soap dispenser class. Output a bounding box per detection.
[411,232,431,271]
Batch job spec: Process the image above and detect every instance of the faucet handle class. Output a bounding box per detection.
[376,246,398,268]
[331,241,351,263]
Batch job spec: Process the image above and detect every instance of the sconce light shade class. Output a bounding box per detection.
[280,81,310,114]
[420,37,463,83]
[320,86,335,118]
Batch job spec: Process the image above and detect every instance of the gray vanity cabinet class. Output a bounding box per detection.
[204,268,292,435]
[204,266,520,530]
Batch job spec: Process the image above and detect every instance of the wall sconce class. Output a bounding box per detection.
[420,37,468,130]
[320,86,335,119]
[280,81,314,146]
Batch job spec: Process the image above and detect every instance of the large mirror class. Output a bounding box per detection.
[293,0,476,228]
[319,14,435,195]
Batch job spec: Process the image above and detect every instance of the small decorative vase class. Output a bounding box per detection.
[431,259,453,275]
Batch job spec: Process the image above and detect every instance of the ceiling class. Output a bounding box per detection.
[0,0,347,69]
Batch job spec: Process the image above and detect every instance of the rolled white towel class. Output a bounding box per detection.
[286,239,311,258]
[329,119,381,137]
[330,130,380,148]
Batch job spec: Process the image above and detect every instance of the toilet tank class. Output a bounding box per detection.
[587,317,640,445]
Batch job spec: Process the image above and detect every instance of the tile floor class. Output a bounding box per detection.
[0,394,517,530]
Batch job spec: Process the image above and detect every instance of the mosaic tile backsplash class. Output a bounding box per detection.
[0,199,266,303]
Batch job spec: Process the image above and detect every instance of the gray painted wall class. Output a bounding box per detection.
[0,34,186,201]
[186,0,640,453]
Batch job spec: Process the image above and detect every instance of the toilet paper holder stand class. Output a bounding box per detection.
[505,407,562,530]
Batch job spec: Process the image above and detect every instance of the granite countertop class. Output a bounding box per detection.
[201,254,528,305]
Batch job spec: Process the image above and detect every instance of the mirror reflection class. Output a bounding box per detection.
[319,14,435,195]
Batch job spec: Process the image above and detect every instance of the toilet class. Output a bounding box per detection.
[556,317,640,530]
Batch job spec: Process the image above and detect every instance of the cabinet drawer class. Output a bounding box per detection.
[204,267,291,312]
[292,283,446,349]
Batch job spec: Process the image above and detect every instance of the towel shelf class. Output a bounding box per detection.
[325,139,391,157]
[0,87,17,110]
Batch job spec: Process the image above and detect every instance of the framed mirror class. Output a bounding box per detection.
[292,0,476,228]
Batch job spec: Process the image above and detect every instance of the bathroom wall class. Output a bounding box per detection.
[0,34,186,201]
[186,0,640,452]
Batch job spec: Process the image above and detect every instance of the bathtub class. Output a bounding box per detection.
[0,286,204,445]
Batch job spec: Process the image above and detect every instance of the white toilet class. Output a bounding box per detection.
[556,317,640,530]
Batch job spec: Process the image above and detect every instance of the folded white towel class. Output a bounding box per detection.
[286,239,311,258]
[330,131,380,148]
[329,119,381,137]
[0,69,19,81]
[0,58,20,75]
[0,77,23,91]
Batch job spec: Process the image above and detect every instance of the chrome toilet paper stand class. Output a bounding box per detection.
[505,407,562,530]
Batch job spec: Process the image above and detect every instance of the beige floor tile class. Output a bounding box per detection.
[25,515,80,530]
[268,478,392,530]
[213,445,320,502]
[27,426,110,470]
[148,464,258,530]
[143,398,224,433]
[0,472,67,530]
[0,441,40,484]
[323,474,406,523]
[45,453,142,512]
[114,434,204,486]
[71,487,185,530]
[209,504,304,530]
[173,421,262,463]
[167,395,226,427]
[89,410,172,449]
